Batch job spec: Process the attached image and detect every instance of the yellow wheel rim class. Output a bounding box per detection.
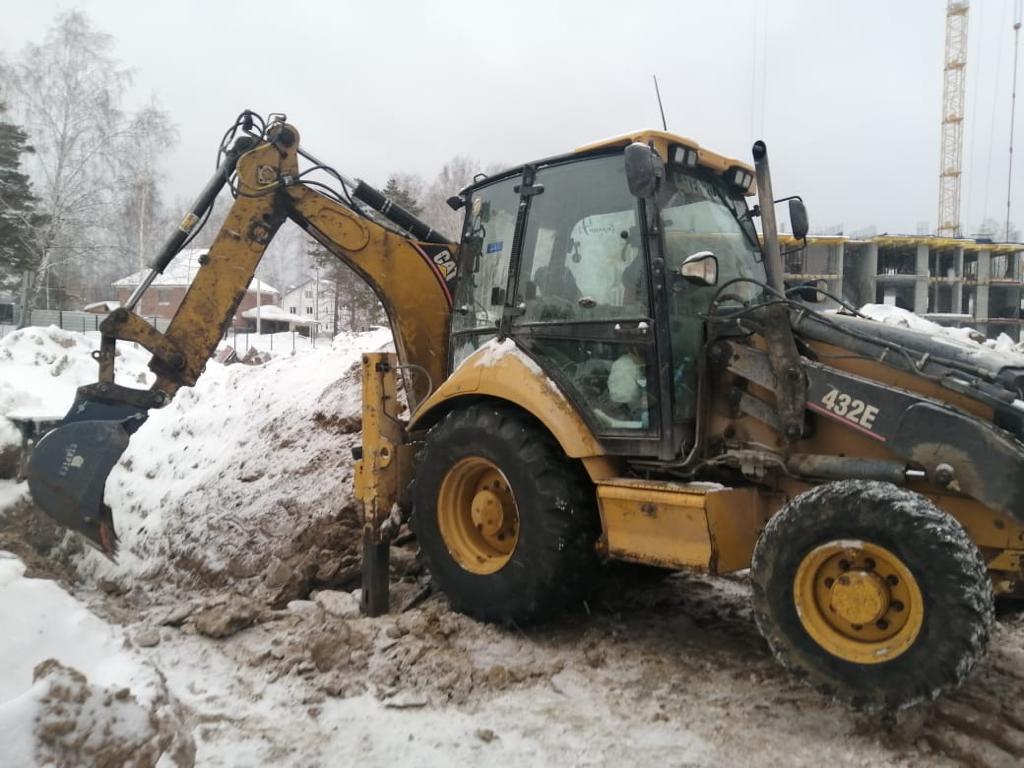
[793,540,924,664]
[437,457,520,575]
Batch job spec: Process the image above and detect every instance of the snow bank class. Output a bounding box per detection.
[0,552,194,766]
[86,326,394,585]
[0,326,154,452]
[0,323,393,586]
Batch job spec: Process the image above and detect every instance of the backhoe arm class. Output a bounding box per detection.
[26,117,457,556]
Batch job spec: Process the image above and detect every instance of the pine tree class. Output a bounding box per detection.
[0,102,47,294]
[382,174,423,217]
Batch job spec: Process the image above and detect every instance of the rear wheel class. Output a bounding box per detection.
[411,404,599,624]
[751,480,993,711]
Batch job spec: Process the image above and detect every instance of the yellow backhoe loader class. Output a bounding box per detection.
[25,111,1024,711]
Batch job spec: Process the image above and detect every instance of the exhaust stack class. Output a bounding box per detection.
[752,140,785,294]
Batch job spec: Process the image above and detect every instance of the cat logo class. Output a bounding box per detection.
[433,249,458,281]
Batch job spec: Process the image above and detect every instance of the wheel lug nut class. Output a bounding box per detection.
[890,601,904,612]
[851,624,863,631]
[824,577,835,588]
[876,619,889,630]
[839,559,851,571]
[886,574,899,586]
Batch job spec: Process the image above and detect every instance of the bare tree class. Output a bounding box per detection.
[420,155,506,240]
[111,103,178,275]
[3,11,135,310]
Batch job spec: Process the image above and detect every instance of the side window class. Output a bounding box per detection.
[516,156,646,323]
[450,178,518,368]
[452,178,519,335]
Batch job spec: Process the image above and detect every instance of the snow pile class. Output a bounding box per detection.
[83,326,394,589]
[0,324,393,593]
[0,326,154,453]
[858,303,1024,354]
[0,552,194,767]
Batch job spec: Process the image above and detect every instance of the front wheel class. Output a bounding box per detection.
[751,480,994,711]
[411,404,599,625]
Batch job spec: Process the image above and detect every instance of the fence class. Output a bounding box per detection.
[0,307,170,339]
[0,306,325,355]
[225,327,320,354]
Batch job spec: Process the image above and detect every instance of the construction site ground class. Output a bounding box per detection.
[1,324,1023,767]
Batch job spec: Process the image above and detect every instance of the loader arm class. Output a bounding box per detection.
[146,123,454,404]
[26,117,456,556]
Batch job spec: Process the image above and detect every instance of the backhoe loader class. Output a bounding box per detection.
[24,111,1024,711]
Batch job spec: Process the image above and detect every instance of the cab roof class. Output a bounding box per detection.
[575,129,756,195]
[462,129,756,196]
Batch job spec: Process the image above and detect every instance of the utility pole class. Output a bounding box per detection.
[255,276,262,335]
[938,1,970,237]
[138,181,147,270]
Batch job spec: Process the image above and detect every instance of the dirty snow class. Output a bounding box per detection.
[0,552,194,767]
[1,324,1024,766]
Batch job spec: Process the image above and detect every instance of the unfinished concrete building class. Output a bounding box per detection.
[782,234,1024,341]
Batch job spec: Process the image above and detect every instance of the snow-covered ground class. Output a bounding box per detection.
[1,320,1023,767]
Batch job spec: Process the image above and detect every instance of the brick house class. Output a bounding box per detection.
[112,249,279,329]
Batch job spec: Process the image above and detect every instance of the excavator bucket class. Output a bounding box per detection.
[25,395,149,558]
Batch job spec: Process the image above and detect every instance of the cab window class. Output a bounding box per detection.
[516,156,646,323]
[451,177,519,367]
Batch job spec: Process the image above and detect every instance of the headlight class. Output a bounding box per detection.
[671,145,698,168]
[727,166,753,192]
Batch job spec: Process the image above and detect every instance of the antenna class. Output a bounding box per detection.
[652,75,668,131]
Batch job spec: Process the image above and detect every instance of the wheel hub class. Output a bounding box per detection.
[471,489,505,536]
[793,541,924,664]
[436,457,520,575]
[829,570,889,625]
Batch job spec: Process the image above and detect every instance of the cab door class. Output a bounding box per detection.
[507,154,664,456]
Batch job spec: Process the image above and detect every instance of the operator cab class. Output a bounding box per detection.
[450,131,768,460]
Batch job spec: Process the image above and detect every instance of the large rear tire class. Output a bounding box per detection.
[751,480,993,711]
[410,404,599,624]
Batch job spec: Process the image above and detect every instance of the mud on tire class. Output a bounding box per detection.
[410,404,599,625]
[750,480,994,711]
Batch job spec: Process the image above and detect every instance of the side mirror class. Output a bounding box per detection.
[678,251,719,287]
[789,198,809,240]
[624,142,665,199]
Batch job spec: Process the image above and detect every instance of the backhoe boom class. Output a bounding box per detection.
[26,116,456,558]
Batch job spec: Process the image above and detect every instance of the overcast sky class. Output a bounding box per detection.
[2,0,1022,237]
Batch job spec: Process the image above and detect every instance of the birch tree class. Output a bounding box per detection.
[3,11,134,309]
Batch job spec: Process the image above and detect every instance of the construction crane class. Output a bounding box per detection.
[938,1,970,237]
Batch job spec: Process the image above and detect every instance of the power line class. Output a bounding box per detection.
[983,0,1010,226]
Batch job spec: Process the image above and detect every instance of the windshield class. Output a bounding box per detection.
[659,169,765,303]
